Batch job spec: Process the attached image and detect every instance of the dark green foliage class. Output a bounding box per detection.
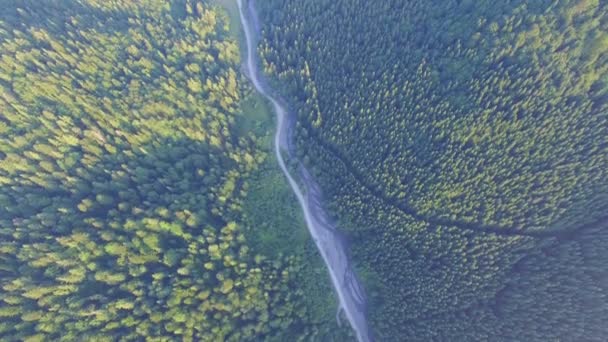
[256,0,608,340]
[242,154,353,341]
[0,0,344,340]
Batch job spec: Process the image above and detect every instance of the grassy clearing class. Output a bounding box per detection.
[235,90,272,136]
[211,0,247,57]
[211,0,273,136]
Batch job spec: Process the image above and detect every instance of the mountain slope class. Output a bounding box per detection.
[256,0,608,339]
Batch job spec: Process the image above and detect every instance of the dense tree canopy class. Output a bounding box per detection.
[256,0,608,340]
[0,0,350,340]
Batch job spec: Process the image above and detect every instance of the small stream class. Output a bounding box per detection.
[236,0,372,341]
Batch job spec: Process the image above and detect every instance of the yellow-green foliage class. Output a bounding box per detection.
[0,0,342,340]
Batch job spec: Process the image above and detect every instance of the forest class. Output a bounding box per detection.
[0,0,352,340]
[256,0,608,340]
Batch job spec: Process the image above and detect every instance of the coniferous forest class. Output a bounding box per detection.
[256,0,608,340]
[0,0,351,340]
[1,0,607,341]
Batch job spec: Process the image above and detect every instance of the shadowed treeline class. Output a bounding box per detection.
[255,0,608,340]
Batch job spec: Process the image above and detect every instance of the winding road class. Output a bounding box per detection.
[236,0,372,341]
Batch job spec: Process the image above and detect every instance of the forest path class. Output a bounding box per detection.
[236,0,372,341]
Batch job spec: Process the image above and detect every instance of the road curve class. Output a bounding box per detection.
[236,0,372,341]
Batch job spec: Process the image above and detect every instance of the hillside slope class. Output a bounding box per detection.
[256,0,608,339]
